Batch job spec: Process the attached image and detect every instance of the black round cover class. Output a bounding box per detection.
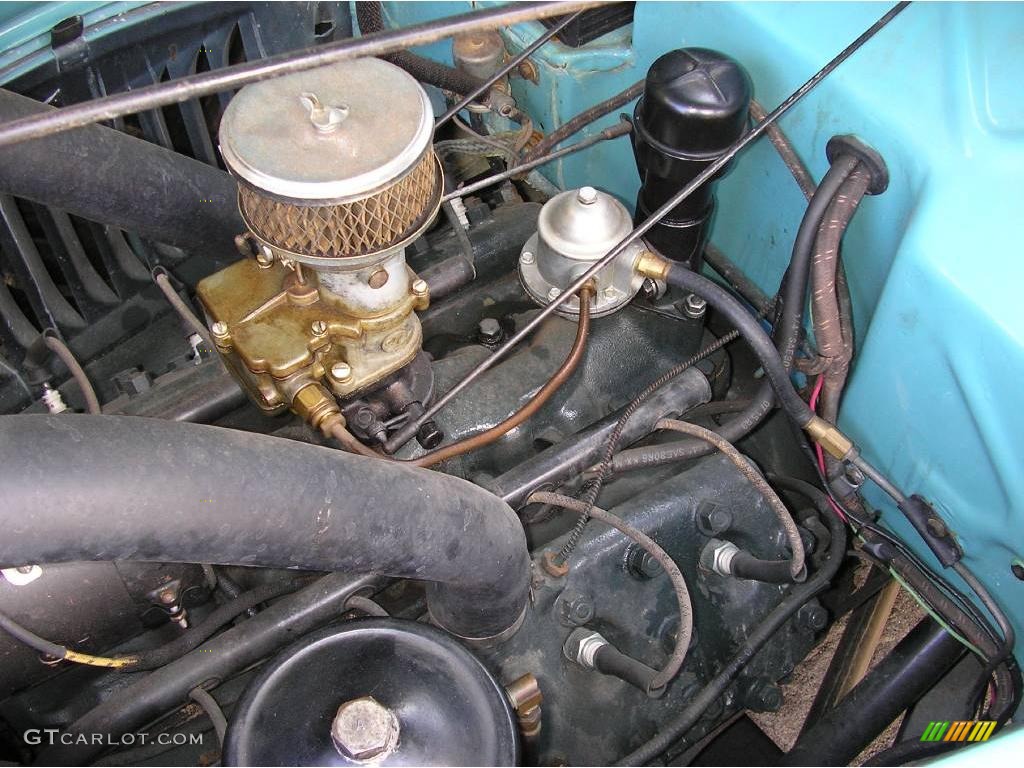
[224,618,519,766]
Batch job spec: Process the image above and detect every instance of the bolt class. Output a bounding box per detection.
[256,245,275,268]
[926,516,948,537]
[411,278,428,296]
[311,320,328,337]
[547,287,561,302]
[158,589,177,605]
[367,267,389,289]
[640,278,660,301]
[576,186,598,205]
[626,544,663,580]
[416,420,444,450]
[518,59,539,83]
[843,463,866,488]
[1012,562,1024,581]
[556,589,594,627]
[520,250,535,265]
[477,317,503,346]
[743,680,783,713]
[697,501,733,536]
[211,321,229,339]
[796,601,828,633]
[682,293,707,319]
[602,285,618,300]
[330,696,400,762]
[330,362,353,382]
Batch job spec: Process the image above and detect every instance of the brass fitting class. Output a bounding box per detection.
[806,415,855,460]
[291,382,344,435]
[635,249,671,281]
[505,673,542,739]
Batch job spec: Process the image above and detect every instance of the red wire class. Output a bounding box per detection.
[809,374,847,522]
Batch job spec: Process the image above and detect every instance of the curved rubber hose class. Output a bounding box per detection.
[616,487,846,766]
[609,157,860,474]
[356,2,484,96]
[0,415,529,641]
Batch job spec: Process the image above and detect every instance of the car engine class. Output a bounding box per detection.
[0,2,1019,767]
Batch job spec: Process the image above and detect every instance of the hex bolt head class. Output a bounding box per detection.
[311,320,328,337]
[547,287,561,302]
[626,544,663,580]
[682,293,707,319]
[796,601,828,633]
[743,680,783,713]
[576,186,598,205]
[556,589,594,627]
[330,362,353,383]
[211,321,229,338]
[520,250,535,265]
[477,317,503,346]
[416,420,444,450]
[330,696,400,762]
[697,501,733,536]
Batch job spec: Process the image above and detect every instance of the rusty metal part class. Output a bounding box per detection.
[237,151,442,262]
[436,11,582,129]
[0,1,599,150]
[505,673,543,739]
[409,285,593,468]
[836,578,902,700]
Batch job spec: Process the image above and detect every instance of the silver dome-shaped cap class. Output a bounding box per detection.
[519,186,644,318]
[537,186,633,262]
[219,58,433,203]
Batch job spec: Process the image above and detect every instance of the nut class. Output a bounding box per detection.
[330,696,400,762]
[682,293,707,319]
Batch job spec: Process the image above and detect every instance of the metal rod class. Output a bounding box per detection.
[441,119,632,202]
[386,1,912,452]
[0,1,598,149]
[435,10,582,129]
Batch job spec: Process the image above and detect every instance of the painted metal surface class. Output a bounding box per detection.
[382,2,1024,674]
[0,0,1020,742]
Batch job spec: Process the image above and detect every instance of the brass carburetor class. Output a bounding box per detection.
[198,58,442,437]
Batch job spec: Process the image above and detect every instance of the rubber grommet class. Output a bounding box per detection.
[826,134,889,195]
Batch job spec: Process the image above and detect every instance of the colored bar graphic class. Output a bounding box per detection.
[920,721,996,743]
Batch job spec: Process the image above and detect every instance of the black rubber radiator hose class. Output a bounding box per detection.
[0,89,243,253]
[0,415,530,642]
[356,2,484,96]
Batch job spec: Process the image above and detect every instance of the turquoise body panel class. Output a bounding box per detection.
[1,0,1021,752]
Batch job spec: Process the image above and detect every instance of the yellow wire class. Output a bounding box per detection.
[63,650,139,668]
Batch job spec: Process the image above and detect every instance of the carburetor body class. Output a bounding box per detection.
[197,58,442,431]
